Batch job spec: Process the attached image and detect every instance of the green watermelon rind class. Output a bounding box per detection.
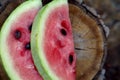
[0,0,42,80]
[31,0,68,80]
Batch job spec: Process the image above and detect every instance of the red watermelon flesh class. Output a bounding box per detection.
[43,5,76,80]
[7,7,43,80]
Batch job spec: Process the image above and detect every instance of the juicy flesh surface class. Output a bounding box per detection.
[44,5,76,80]
[7,9,42,80]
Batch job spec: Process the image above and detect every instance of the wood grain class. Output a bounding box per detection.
[69,4,106,80]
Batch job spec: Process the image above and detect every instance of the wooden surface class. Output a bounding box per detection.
[69,4,106,80]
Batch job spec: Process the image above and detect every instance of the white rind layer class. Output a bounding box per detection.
[31,0,68,80]
[0,0,42,80]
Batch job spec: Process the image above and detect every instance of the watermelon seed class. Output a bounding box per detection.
[29,24,32,32]
[69,54,73,65]
[14,30,21,39]
[60,29,67,36]
[25,42,31,50]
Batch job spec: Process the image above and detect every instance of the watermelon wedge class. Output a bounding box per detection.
[0,0,43,80]
[31,0,76,80]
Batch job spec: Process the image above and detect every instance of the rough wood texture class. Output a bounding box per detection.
[69,3,108,80]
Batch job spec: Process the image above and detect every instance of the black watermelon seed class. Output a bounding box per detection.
[69,54,73,65]
[60,29,67,36]
[14,30,21,39]
[25,42,31,50]
[29,24,32,32]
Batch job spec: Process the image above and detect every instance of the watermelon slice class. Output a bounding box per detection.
[31,0,76,80]
[0,0,43,80]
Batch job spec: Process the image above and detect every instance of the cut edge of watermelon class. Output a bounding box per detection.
[0,0,42,80]
[31,0,68,80]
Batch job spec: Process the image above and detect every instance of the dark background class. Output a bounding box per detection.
[84,0,120,80]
